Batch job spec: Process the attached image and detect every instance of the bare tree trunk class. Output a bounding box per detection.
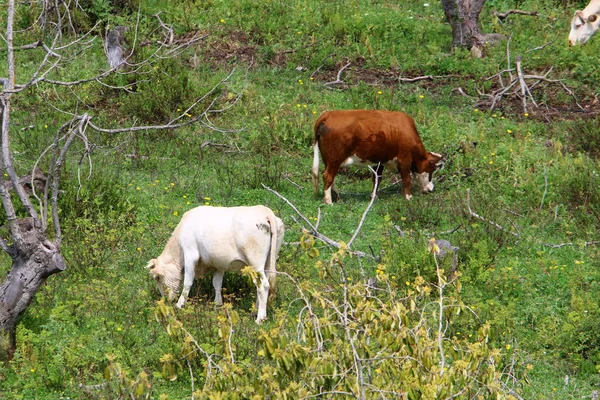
[0,0,66,361]
[0,219,65,361]
[441,0,487,53]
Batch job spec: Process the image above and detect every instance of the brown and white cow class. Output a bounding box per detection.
[311,109,443,204]
[146,205,285,323]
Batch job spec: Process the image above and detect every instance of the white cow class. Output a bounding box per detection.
[569,0,600,45]
[146,205,285,323]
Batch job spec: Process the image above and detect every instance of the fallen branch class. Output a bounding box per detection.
[347,165,379,248]
[493,9,539,21]
[399,74,461,83]
[262,184,369,258]
[539,167,548,211]
[475,52,582,113]
[525,41,553,53]
[324,61,351,87]
[282,174,304,191]
[454,87,476,99]
[542,241,600,249]
[466,189,519,237]
[398,75,433,83]
[515,55,536,114]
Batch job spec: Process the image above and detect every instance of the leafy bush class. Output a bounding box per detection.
[153,244,524,399]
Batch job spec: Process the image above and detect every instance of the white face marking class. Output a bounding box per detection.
[405,193,412,200]
[417,172,434,192]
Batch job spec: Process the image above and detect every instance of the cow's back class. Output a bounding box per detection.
[315,109,425,163]
[177,205,276,272]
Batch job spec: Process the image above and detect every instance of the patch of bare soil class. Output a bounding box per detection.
[203,31,257,66]
[203,34,600,122]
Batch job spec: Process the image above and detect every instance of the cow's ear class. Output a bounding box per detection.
[146,259,156,270]
[588,14,598,23]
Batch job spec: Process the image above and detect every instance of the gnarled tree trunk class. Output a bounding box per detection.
[0,219,65,360]
[441,0,487,54]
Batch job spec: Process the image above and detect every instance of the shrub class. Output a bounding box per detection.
[153,243,525,398]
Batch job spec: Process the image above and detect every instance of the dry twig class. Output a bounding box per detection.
[262,184,370,258]
[466,189,519,237]
[347,165,379,248]
[493,9,539,21]
[324,61,351,87]
[472,52,582,113]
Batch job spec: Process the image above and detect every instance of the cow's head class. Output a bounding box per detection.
[415,152,443,194]
[569,10,600,45]
[146,259,182,302]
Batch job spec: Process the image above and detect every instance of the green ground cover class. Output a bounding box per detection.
[1,0,599,398]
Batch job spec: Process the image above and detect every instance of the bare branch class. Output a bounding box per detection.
[515,56,530,114]
[1,0,38,249]
[477,53,581,112]
[493,9,539,21]
[88,68,238,134]
[398,75,433,83]
[525,41,554,53]
[262,184,369,258]
[506,34,513,82]
[466,189,519,237]
[324,61,351,87]
[543,241,600,249]
[154,12,174,46]
[347,165,379,248]
[539,166,548,211]
[454,87,476,99]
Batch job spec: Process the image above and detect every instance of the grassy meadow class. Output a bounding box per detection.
[1,0,599,398]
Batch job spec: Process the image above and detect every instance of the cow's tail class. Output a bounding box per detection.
[266,211,279,304]
[312,112,327,196]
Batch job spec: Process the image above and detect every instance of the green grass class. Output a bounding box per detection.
[1,0,599,398]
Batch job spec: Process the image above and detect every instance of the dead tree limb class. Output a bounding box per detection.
[474,53,582,112]
[262,184,369,258]
[515,56,532,114]
[398,75,433,83]
[493,9,539,21]
[324,62,351,87]
[347,165,379,248]
[543,241,600,249]
[466,189,519,237]
[154,12,174,46]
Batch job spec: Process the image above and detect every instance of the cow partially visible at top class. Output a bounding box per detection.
[311,109,443,205]
[569,0,600,45]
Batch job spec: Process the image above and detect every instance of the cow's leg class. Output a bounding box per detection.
[255,270,270,323]
[212,270,225,306]
[176,249,199,308]
[399,162,413,200]
[322,162,341,205]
